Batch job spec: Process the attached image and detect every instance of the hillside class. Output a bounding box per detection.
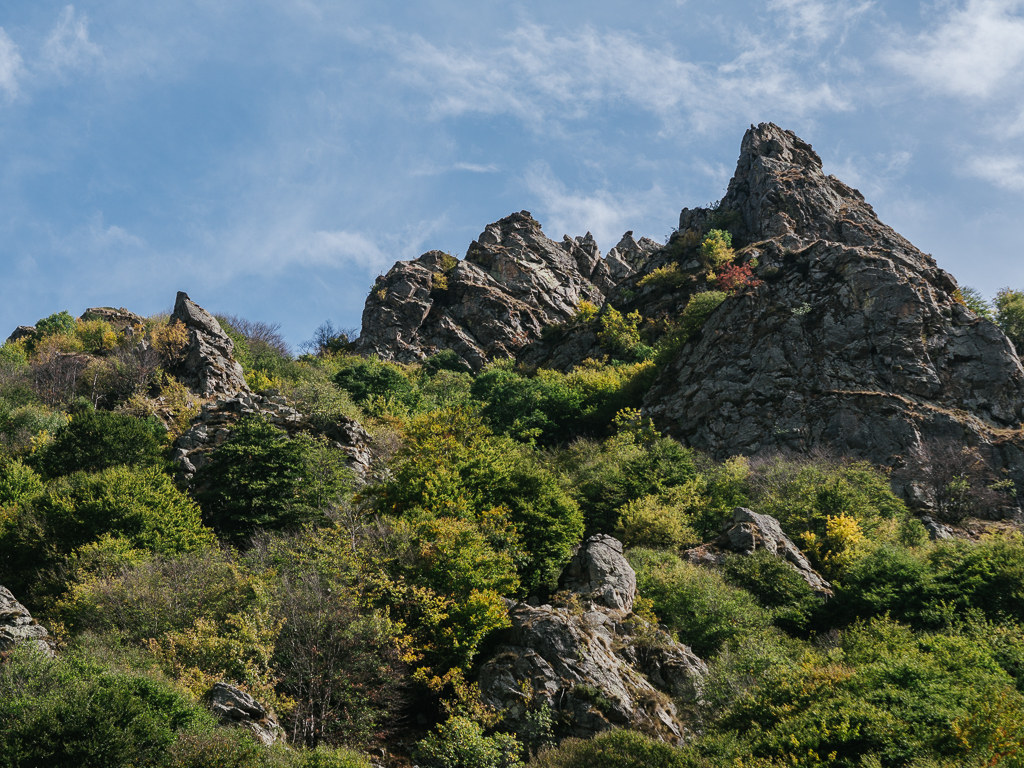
[2,124,1024,767]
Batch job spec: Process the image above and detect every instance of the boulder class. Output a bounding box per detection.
[167,292,250,397]
[478,536,706,743]
[5,326,35,345]
[207,682,283,746]
[0,586,54,656]
[920,515,955,541]
[558,534,637,613]
[355,213,653,370]
[639,123,1024,505]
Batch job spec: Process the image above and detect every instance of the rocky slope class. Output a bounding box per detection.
[636,124,1024,509]
[355,212,657,370]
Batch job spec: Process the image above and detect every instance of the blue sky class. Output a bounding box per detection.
[1,1,1023,350]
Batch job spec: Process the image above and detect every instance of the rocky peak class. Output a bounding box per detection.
[643,124,1024,505]
[355,213,651,370]
[167,291,250,398]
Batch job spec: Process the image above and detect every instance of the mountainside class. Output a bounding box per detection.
[358,123,1024,512]
[354,211,658,368]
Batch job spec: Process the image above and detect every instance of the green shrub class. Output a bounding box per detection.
[30,408,167,480]
[700,230,734,271]
[193,416,308,541]
[628,548,771,657]
[721,550,819,632]
[654,291,726,365]
[415,715,523,768]
[0,644,216,768]
[638,263,689,290]
[423,350,474,376]
[30,311,78,350]
[333,357,420,411]
[597,307,651,360]
[996,287,1024,353]
[371,407,583,593]
[0,456,44,504]
[614,494,700,551]
[531,730,697,768]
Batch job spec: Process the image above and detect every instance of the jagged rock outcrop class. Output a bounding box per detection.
[207,682,283,746]
[685,508,832,597]
[355,212,653,370]
[478,535,706,743]
[0,586,54,656]
[79,307,145,330]
[5,326,35,345]
[640,123,1024,506]
[167,292,250,397]
[172,391,373,481]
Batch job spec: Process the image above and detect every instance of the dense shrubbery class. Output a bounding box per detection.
[4,300,1024,768]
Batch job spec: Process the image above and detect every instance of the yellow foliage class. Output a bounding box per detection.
[615,493,701,550]
[432,272,449,291]
[700,229,735,271]
[574,299,599,321]
[150,320,189,361]
[75,319,118,353]
[31,333,85,357]
[638,263,687,289]
[802,513,866,578]
[245,368,278,391]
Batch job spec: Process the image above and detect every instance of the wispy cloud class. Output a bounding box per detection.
[384,21,852,135]
[0,28,24,98]
[523,162,670,249]
[42,5,102,75]
[766,0,874,45]
[884,0,1024,100]
[965,154,1024,192]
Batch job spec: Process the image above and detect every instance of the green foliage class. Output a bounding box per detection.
[531,730,697,768]
[597,307,652,361]
[30,408,167,479]
[700,229,734,271]
[0,465,214,598]
[333,357,420,412]
[628,548,772,657]
[415,715,523,768]
[997,288,1024,353]
[193,416,308,541]
[654,291,727,365]
[471,359,655,446]
[709,617,1024,767]
[721,550,819,632]
[614,494,701,551]
[0,644,216,768]
[638,263,689,289]
[31,310,78,349]
[0,340,29,369]
[957,286,993,319]
[0,456,44,504]
[827,535,1024,631]
[371,407,583,593]
[423,350,474,376]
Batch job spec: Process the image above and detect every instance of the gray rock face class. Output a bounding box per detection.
[920,515,955,541]
[208,682,283,746]
[5,326,35,345]
[478,536,705,743]
[559,534,637,613]
[79,307,145,331]
[172,391,373,482]
[355,213,653,370]
[643,123,1024,503]
[686,508,832,597]
[168,292,250,397]
[0,586,54,656]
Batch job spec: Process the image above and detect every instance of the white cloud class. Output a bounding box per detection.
[299,230,390,272]
[0,28,24,98]
[385,22,851,135]
[766,0,873,44]
[43,5,102,75]
[885,0,1024,99]
[523,162,669,250]
[965,154,1024,192]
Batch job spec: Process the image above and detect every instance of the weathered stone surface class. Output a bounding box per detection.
[920,515,955,541]
[79,307,145,330]
[559,534,637,613]
[355,213,652,370]
[167,292,250,397]
[208,682,283,746]
[685,508,832,597]
[641,123,1024,504]
[479,536,705,743]
[5,326,35,345]
[173,392,372,482]
[0,586,54,656]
